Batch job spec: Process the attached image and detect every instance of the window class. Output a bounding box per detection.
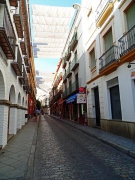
[126,3,135,30]
[104,29,113,51]
[90,49,96,69]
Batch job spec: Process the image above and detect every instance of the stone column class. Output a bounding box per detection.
[9,104,18,135]
[17,106,21,130]
[0,100,11,148]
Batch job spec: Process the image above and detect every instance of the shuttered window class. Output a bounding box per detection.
[104,30,113,51]
[126,3,135,30]
[90,49,96,69]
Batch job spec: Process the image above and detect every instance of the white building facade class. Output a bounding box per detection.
[82,0,135,139]
[0,0,31,147]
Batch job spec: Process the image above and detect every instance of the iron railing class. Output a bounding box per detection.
[62,57,66,68]
[118,25,135,57]
[66,66,72,78]
[71,55,78,70]
[95,0,113,20]
[62,79,80,98]
[70,32,77,50]
[99,45,119,71]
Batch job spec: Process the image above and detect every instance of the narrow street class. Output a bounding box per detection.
[34,115,135,180]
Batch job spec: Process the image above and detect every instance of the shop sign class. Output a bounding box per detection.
[79,87,85,93]
[77,94,86,104]
[131,71,135,79]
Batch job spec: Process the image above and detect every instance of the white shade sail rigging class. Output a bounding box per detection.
[32,5,75,58]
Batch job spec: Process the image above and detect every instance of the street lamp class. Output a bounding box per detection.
[73,3,82,10]
[127,62,135,68]
[73,3,93,16]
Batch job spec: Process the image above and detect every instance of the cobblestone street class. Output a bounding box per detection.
[34,115,135,180]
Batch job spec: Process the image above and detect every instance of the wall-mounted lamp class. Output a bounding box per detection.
[127,62,135,68]
[73,3,89,10]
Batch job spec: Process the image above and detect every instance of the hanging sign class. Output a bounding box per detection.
[131,71,135,79]
[79,87,85,93]
[77,94,86,104]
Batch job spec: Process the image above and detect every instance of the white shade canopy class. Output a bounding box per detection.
[32,5,75,58]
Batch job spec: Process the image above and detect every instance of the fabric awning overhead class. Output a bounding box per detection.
[31,5,75,58]
[66,94,77,104]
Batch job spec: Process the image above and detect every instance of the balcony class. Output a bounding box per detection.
[66,66,72,78]
[19,76,25,85]
[65,46,71,61]
[23,79,28,91]
[53,90,62,102]
[70,32,78,51]
[62,79,80,99]
[62,57,66,68]
[11,48,22,76]
[0,3,16,59]
[96,0,114,27]
[26,66,30,73]
[20,41,27,55]
[19,66,27,85]
[24,57,29,66]
[71,56,79,71]
[72,79,80,93]
[13,4,23,38]
[118,25,135,64]
[9,0,18,7]
[99,45,119,75]
[63,73,67,83]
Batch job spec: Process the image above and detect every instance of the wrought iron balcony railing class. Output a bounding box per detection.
[99,45,119,71]
[66,66,72,78]
[63,73,67,81]
[72,79,80,92]
[95,0,113,20]
[65,46,71,61]
[118,25,135,58]
[62,57,67,68]
[62,79,80,99]
[11,48,22,76]
[71,56,79,71]
[70,32,78,51]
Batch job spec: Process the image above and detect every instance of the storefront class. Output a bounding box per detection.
[66,92,87,124]
[28,95,35,115]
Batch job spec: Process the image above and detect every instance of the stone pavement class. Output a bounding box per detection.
[0,117,38,180]
[50,114,135,159]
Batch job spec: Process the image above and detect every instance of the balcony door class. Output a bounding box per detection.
[126,3,135,49]
[126,3,135,30]
[104,30,114,65]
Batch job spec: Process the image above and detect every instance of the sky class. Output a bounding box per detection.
[29,0,81,73]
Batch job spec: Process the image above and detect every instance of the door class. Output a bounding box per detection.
[110,85,122,120]
[94,87,101,126]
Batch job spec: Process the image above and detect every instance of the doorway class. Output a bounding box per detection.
[94,87,101,126]
[110,85,122,120]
